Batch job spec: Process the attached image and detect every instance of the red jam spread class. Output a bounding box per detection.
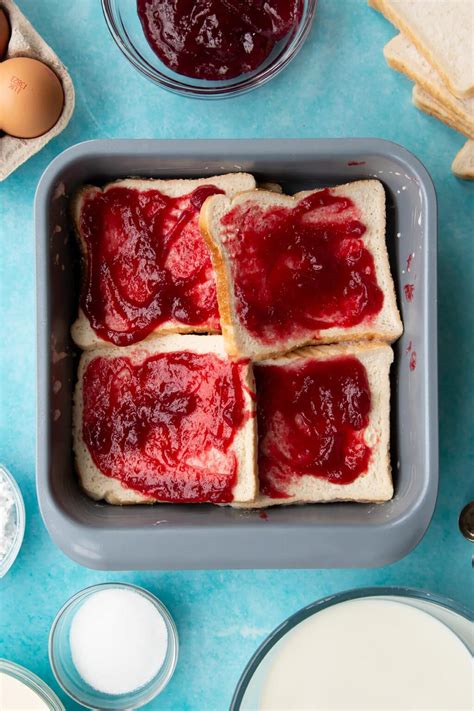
[82,351,250,503]
[79,184,223,345]
[221,189,384,344]
[137,0,302,80]
[404,283,414,302]
[255,356,372,498]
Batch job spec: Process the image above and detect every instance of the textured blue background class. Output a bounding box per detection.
[0,1,473,709]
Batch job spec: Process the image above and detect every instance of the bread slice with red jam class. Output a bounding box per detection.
[73,334,257,505]
[246,342,394,507]
[71,173,256,350]
[200,180,403,360]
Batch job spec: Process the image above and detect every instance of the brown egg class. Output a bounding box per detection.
[0,57,64,138]
[0,9,10,59]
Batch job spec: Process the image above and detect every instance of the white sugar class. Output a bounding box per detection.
[70,588,168,695]
[0,471,17,560]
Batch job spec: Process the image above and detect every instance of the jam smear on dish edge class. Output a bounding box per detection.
[79,184,223,345]
[221,189,384,344]
[82,351,251,503]
[404,283,414,302]
[255,356,372,498]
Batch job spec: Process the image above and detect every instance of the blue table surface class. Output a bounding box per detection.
[1,1,473,709]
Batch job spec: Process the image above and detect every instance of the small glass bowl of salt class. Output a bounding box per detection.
[0,464,25,578]
[49,582,178,709]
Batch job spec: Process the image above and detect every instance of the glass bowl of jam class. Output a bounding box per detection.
[102,0,317,98]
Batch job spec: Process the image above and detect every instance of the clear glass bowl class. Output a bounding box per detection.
[102,0,317,98]
[0,659,64,711]
[231,587,474,710]
[0,464,25,578]
[49,582,179,710]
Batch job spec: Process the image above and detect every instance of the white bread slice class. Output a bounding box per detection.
[200,180,403,361]
[369,0,474,98]
[73,334,257,505]
[452,139,474,178]
[384,34,474,136]
[71,173,256,350]
[241,342,394,508]
[412,84,473,137]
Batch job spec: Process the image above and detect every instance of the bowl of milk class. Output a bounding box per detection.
[0,659,64,710]
[232,587,473,711]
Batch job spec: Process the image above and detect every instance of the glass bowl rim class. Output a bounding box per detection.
[48,581,179,709]
[101,0,317,98]
[231,586,474,710]
[0,463,26,578]
[0,658,65,710]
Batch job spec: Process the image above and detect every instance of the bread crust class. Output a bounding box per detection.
[71,174,256,349]
[234,341,394,507]
[413,85,473,138]
[452,140,474,179]
[199,201,244,358]
[370,0,474,99]
[73,335,257,505]
[200,180,403,360]
[384,34,474,136]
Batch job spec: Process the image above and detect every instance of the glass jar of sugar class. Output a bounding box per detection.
[49,583,178,709]
[0,464,25,578]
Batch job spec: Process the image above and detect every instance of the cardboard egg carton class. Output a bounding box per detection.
[0,0,74,181]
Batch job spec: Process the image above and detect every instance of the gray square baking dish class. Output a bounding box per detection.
[35,139,438,570]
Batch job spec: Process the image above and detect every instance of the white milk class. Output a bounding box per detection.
[0,672,49,710]
[258,599,473,710]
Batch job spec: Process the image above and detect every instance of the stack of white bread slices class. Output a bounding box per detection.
[369,0,474,179]
[72,175,402,509]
